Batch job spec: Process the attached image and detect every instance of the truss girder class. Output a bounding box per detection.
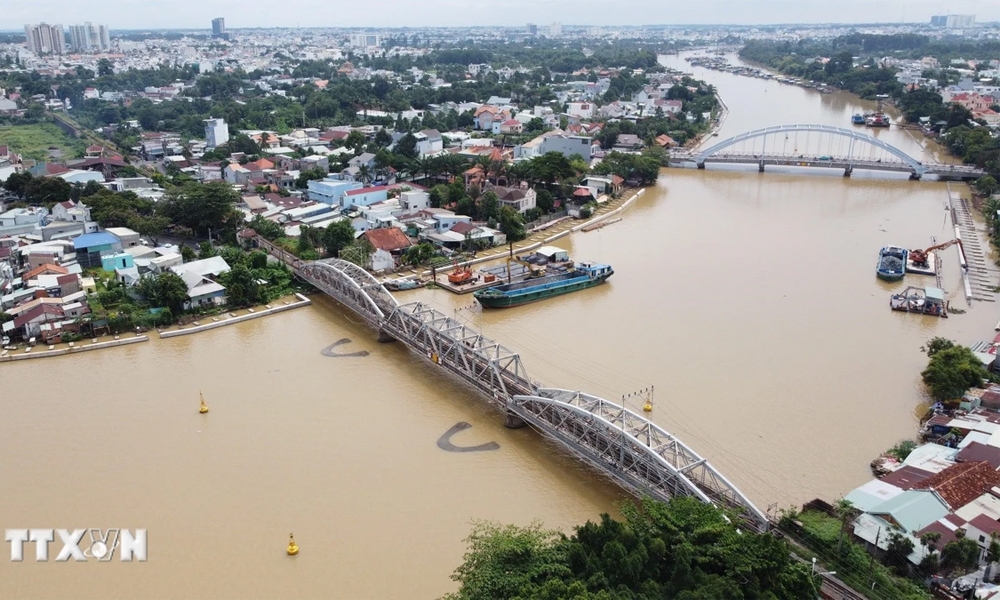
[298,259,399,326]
[511,388,769,532]
[692,124,925,175]
[380,302,535,404]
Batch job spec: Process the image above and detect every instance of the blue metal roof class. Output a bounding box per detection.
[73,232,119,249]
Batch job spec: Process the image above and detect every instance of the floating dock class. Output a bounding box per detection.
[906,251,937,276]
[890,286,948,318]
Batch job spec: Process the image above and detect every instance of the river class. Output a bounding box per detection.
[1,51,997,599]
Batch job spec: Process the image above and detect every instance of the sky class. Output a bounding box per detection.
[3,0,998,30]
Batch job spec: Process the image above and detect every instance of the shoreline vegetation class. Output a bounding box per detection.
[0,293,309,362]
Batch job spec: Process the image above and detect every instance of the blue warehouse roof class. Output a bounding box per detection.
[73,232,119,249]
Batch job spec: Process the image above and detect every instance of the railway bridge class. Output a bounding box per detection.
[670,124,984,181]
[276,252,770,532]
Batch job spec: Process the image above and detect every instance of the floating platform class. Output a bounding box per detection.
[890,286,948,318]
[906,251,937,276]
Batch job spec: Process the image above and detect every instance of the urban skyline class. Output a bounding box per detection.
[3,0,998,29]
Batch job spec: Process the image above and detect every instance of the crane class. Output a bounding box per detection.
[910,239,962,268]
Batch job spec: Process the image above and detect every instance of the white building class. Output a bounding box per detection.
[349,34,381,48]
[24,23,65,55]
[204,118,229,149]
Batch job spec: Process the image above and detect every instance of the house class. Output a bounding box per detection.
[614,134,644,151]
[852,490,950,559]
[307,178,363,207]
[414,129,443,156]
[567,102,595,119]
[343,185,390,209]
[499,119,523,134]
[51,200,92,223]
[348,153,377,171]
[11,303,64,340]
[491,185,537,214]
[169,256,231,309]
[654,134,677,149]
[72,232,121,269]
[361,228,412,271]
[473,105,502,131]
[539,134,593,161]
[662,100,683,114]
[105,226,140,248]
[913,461,1000,510]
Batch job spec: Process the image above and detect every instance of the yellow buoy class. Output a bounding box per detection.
[199,392,209,414]
[286,533,299,556]
[642,400,653,412]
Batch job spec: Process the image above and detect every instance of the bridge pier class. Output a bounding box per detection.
[504,410,527,429]
[843,166,852,177]
[696,162,705,170]
[909,172,922,181]
[377,329,396,343]
[758,160,765,173]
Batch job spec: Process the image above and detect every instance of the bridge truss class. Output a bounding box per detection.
[511,388,769,532]
[297,259,399,328]
[382,301,537,403]
[291,258,768,531]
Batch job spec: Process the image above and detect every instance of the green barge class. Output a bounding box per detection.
[473,262,613,308]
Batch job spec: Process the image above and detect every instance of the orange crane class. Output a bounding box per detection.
[910,239,962,268]
[447,260,474,285]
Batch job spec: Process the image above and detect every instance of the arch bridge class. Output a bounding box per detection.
[671,124,983,180]
[271,253,770,531]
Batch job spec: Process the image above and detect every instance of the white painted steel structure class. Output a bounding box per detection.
[286,256,769,531]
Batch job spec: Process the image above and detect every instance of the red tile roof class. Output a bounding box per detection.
[23,263,69,280]
[362,228,412,252]
[970,513,1000,537]
[345,185,390,197]
[915,461,1000,509]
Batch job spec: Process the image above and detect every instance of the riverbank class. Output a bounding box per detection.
[157,294,311,338]
[386,187,647,284]
[0,333,149,362]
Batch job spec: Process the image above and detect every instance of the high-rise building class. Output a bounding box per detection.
[930,14,976,28]
[549,22,562,37]
[68,23,111,52]
[526,23,537,35]
[24,23,65,55]
[349,33,382,48]
[204,118,229,149]
[212,18,226,38]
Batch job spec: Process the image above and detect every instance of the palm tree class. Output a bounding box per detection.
[834,498,856,554]
[357,164,373,184]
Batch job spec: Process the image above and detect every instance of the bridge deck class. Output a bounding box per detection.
[278,255,770,532]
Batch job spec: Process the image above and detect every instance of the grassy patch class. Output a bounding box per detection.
[0,122,86,162]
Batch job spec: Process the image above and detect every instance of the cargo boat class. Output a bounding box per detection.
[876,246,907,281]
[473,262,613,308]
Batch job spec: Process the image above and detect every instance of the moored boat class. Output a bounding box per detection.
[474,262,613,308]
[876,246,907,281]
[851,114,865,125]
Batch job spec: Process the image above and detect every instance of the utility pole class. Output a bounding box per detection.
[868,527,881,589]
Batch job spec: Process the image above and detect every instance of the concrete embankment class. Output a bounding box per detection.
[0,335,149,362]
[158,294,311,338]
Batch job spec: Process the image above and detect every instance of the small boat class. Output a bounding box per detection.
[865,112,891,128]
[474,262,613,308]
[383,277,424,291]
[851,114,865,125]
[876,246,907,281]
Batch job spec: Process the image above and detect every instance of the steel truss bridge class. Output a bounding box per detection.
[293,257,769,532]
[670,124,984,181]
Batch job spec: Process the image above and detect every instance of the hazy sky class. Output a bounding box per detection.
[4,0,997,29]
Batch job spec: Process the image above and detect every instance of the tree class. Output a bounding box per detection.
[158,181,242,239]
[886,531,915,571]
[940,536,981,575]
[446,496,815,600]
[227,134,261,156]
[248,214,284,241]
[180,245,197,262]
[536,189,555,213]
[137,272,189,314]
[395,132,418,160]
[3,171,32,198]
[922,343,988,401]
[404,242,437,266]
[128,214,169,246]
[373,128,392,148]
[323,219,356,257]
[219,263,260,308]
[976,175,998,197]
[834,498,856,554]
[295,168,326,189]
[498,206,526,242]
[25,176,72,206]
[97,58,114,77]
[479,191,500,222]
[345,130,366,151]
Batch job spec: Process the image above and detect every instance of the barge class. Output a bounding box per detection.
[876,246,908,281]
[890,286,948,318]
[474,262,613,308]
